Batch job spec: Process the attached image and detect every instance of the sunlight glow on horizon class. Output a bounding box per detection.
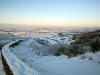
[0,0,100,27]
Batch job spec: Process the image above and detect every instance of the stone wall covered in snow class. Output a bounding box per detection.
[2,40,41,75]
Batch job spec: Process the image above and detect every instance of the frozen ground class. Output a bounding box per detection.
[1,33,100,75]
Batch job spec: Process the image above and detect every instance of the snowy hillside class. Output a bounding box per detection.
[1,32,100,75]
[0,33,24,46]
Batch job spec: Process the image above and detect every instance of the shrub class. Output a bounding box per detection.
[35,38,48,45]
[69,45,78,56]
[71,30,100,54]
[68,44,88,55]
[90,37,100,53]
[54,46,66,56]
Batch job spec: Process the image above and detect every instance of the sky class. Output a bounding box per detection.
[0,0,100,27]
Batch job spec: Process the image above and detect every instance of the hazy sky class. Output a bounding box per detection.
[0,0,100,26]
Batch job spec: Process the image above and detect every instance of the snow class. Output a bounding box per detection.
[29,54,100,75]
[0,33,24,46]
[1,33,100,75]
[0,33,25,75]
[2,40,41,75]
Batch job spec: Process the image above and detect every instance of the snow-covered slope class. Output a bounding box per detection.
[0,33,24,46]
[2,33,100,75]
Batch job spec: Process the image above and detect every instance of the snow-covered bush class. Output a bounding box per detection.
[54,45,66,56]
[90,37,100,53]
[34,38,48,45]
[71,29,100,54]
[53,43,70,56]
[67,44,88,56]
